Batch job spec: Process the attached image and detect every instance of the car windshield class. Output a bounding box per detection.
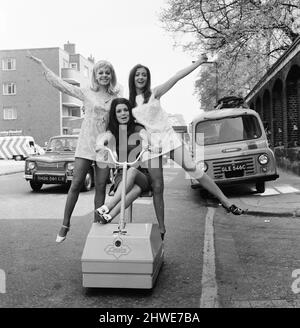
[47,137,78,151]
[195,115,262,145]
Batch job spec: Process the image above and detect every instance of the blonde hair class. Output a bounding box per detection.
[91,60,118,95]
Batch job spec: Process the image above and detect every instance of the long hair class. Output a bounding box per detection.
[108,98,136,142]
[128,64,152,107]
[91,60,118,95]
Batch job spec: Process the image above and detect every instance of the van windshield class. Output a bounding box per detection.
[195,115,262,145]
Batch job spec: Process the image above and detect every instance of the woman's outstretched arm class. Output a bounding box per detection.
[152,53,208,99]
[27,51,85,101]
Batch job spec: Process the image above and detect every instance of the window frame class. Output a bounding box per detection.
[70,62,78,70]
[1,58,16,71]
[2,82,17,95]
[3,107,17,120]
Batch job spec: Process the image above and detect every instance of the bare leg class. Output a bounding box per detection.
[172,144,237,209]
[93,165,110,221]
[58,157,93,237]
[147,156,166,235]
[109,185,142,219]
[105,168,140,210]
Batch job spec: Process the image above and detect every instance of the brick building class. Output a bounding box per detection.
[0,42,94,145]
[245,36,300,149]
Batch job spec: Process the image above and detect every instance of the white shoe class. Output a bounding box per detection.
[55,225,70,243]
[97,205,109,215]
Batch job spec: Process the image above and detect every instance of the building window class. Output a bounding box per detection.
[70,62,78,69]
[3,82,16,95]
[62,128,69,135]
[3,107,17,120]
[2,58,16,70]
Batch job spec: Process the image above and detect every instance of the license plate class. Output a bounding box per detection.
[221,163,245,178]
[36,175,66,183]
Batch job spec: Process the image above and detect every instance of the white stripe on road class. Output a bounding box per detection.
[274,185,299,193]
[258,188,280,196]
[200,207,220,308]
[258,185,299,196]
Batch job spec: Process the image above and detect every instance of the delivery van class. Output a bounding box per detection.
[189,96,279,193]
[0,136,38,160]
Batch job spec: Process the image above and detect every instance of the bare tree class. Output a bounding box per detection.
[160,0,300,108]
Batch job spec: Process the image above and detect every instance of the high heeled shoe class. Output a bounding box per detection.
[94,210,113,224]
[222,204,246,215]
[55,225,70,243]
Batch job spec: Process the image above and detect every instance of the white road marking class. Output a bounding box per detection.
[200,207,220,308]
[274,185,299,193]
[258,185,299,196]
[258,188,280,196]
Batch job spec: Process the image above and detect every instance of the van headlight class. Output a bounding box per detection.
[258,154,269,165]
[204,161,208,172]
[27,162,36,170]
[67,162,74,171]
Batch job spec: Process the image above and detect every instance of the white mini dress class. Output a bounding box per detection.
[132,94,182,160]
[44,68,121,161]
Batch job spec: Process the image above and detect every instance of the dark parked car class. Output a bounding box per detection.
[24,135,94,192]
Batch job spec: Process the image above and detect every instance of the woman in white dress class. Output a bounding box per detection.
[27,53,122,243]
[128,55,245,239]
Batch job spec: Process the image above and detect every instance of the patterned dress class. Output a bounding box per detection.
[44,68,121,161]
[132,93,182,160]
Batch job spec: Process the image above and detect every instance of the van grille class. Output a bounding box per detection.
[212,156,255,179]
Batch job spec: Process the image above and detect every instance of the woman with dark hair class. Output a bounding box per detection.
[27,53,122,243]
[94,98,152,230]
[128,55,245,239]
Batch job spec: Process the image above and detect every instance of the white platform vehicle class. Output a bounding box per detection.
[81,146,164,289]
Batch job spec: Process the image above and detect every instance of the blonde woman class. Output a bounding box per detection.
[27,53,122,243]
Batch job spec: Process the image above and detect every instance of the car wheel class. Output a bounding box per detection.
[14,155,23,161]
[30,181,43,191]
[82,170,92,192]
[256,181,265,193]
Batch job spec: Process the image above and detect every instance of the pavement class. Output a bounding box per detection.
[228,169,300,218]
[1,159,299,217]
[0,159,25,176]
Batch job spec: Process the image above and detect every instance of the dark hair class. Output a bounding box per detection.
[128,64,152,107]
[108,98,136,142]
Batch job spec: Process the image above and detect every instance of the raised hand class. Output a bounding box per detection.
[26,50,43,65]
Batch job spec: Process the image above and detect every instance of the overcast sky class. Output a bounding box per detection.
[0,0,206,123]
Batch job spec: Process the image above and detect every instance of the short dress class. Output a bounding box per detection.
[132,93,182,160]
[44,68,121,161]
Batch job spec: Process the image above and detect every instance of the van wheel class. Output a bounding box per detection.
[81,170,92,192]
[256,182,265,193]
[30,181,43,191]
[14,155,23,161]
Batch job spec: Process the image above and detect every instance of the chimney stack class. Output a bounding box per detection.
[64,41,76,54]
